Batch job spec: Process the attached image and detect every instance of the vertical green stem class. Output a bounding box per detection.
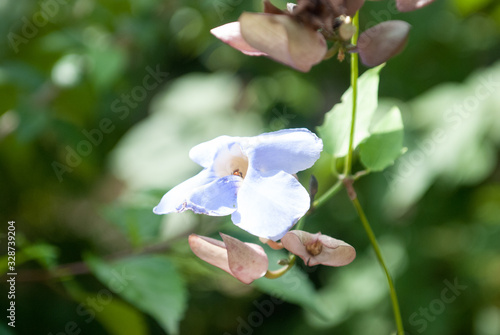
[344,12,359,177]
[351,198,404,335]
[343,12,405,335]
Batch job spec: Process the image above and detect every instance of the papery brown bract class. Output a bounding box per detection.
[396,0,436,12]
[281,230,356,266]
[188,233,268,284]
[210,22,267,57]
[222,234,269,283]
[331,0,365,17]
[239,12,327,72]
[263,0,285,14]
[357,20,411,67]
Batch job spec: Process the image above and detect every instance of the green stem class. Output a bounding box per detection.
[344,12,360,177]
[342,12,404,334]
[311,180,343,210]
[351,197,405,335]
[264,254,296,279]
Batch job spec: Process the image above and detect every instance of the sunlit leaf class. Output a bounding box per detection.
[451,0,492,16]
[317,65,384,159]
[385,61,500,214]
[359,106,404,171]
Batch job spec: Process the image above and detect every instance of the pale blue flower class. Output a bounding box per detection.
[153,128,323,241]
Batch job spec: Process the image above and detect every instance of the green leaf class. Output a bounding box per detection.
[101,204,163,247]
[384,61,500,214]
[94,298,148,335]
[0,243,58,275]
[359,106,404,171]
[63,280,148,335]
[87,46,127,90]
[317,65,384,158]
[452,0,492,16]
[252,250,327,319]
[86,255,188,335]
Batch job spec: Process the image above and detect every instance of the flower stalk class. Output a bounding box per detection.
[351,196,404,335]
[343,11,405,335]
[344,11,359,177]
[264,254,296,279]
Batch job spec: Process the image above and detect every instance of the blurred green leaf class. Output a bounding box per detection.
[110,72,262,192]
[16,103,50,142]
[452,0,492,16]
[359,106,404,172]
[317,65,383,158]
[87,46,127,90]
[94,298,148,335]
[86,254,188,335]
[0,322,15,335]
[385,61,500,214]
[63,280,148,335]
[0,243,58,274]
[101,204,162,247]
[252,250,328,319]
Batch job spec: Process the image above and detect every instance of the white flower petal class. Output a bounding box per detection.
[231,169,310,241]
[243,128,323,175]
[189,135,240,168]
[186,175,241,215]
[153,169,216,214]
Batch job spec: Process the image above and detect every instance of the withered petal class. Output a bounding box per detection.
[211,22,267,56]
[281,230,356,267]
[357,20,411,67]
[221,233,269,284]
[188,234,232,274]
[330,0,365,17]
[239,12,327,72]
[396,0,436,12]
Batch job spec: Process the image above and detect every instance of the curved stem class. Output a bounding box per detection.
[344,12,360,177]
[351,197,404,335]
[264,254,296,279]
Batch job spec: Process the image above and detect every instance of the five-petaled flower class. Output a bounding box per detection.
[153,128,323,241]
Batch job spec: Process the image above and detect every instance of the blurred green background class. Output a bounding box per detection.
[1,0,500,334]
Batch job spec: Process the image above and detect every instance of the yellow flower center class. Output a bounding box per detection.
[214,144,249,179]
